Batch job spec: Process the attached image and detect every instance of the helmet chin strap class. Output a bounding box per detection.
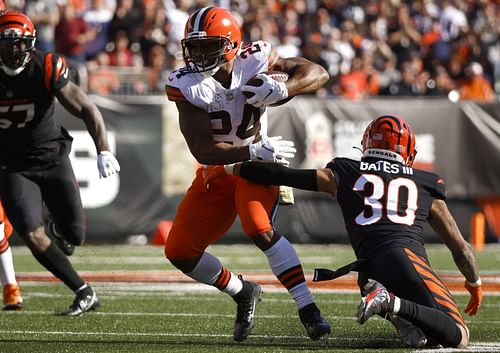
[0,55,30,76]
[200,66,220,78]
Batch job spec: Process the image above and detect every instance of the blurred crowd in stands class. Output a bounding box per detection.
[6,0,499,100]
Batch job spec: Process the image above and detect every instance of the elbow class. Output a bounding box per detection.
[317,66,330,86]
[191,148,217,165]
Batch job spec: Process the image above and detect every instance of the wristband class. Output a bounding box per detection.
[224,164,236,175]
[466,278,482,287]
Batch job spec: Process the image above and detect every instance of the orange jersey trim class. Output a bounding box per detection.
[165,85,186,101]
[44,53,54,92]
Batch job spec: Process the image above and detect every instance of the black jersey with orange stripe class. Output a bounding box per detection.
[0,50,71,171]
[327,157,446,259]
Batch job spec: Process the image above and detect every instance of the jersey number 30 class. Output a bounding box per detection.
[353,174,418,226]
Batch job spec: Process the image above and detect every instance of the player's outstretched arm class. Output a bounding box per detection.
[228,162,337,197]
[56,81,111,153]
[428,199,482,315]
[272,55,329,97]
[56,81,120,177]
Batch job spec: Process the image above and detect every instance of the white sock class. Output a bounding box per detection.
[0,223,17,286]
[76,283,89,293]
[392,296,401,314]
[187,252,243,296]
[264,236,314,309]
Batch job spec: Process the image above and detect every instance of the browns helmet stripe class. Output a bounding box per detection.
[188,7,213,34]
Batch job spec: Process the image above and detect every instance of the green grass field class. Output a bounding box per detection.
[1,244,499,353]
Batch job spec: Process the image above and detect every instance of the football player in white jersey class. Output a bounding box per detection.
[165,6,331,342]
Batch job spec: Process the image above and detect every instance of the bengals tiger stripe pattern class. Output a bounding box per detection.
[404,247,466,328]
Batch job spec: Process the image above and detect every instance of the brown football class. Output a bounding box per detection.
[242,71,289,99]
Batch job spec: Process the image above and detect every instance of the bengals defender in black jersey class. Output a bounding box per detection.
[206,114,482,349]
[0,11,120,316]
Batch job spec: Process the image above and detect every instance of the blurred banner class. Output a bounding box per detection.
[52,97,499,243]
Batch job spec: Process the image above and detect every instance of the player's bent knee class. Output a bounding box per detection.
[25,226,51,250]
[164,233,190,261]
[62,224,86,245]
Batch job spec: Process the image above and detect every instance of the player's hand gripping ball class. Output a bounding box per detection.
[242,71,292,107]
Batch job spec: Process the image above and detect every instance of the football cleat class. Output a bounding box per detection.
[57,287,99,317]
[387,313,427,348]
[232,276,262,342]
[357,280,393,324]
[298,303,332,340]
[3,283,23,311]
[45,218,75,256]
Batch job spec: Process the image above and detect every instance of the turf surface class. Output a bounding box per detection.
[1,244,499,353]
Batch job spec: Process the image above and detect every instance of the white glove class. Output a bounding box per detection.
[242,73,288,107]
[249,136,296,166]
[97,151,120,178]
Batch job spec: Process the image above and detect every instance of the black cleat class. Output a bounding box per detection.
[57,287,99,317]
[45,218,75,256]
[357,280,392,324]
[232,276,262,342]
[387,314,427,348]
[299,303,331,340]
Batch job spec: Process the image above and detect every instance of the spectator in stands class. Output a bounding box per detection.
[83,0,115,60]
[108,0,143,45]
[51,0,496,99]
[138,0,168,65]
[106,30,136,67]
[458,62,495,102]
[145,43,167,92]
[55,2,98,63]
[387,3,422,67]
[24,0,59,52]
[389,61,423,96]
[428,65,456,97]
[338,57,370,101]
[377,56,401,95]
[439,0,468,43]
[332,25,356,75]
[87,52,121,96]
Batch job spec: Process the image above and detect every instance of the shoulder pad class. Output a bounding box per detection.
[165,68,193,101]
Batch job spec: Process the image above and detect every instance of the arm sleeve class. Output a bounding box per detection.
[239,162,318,191]
[44,53,70,92]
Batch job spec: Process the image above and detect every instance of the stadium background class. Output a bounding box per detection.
[4,0,499,245]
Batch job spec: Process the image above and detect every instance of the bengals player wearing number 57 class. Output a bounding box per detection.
[165,7,331,341]
[0,11,120,316]
[210,114,482,348]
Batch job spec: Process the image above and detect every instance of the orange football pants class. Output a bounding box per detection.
[165,167,279,260]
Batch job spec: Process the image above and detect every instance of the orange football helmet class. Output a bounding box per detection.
[361,114,417,166]
[0,11,36,76]
[181,7,241,73]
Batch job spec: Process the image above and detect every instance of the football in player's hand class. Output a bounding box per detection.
[243,71,292,106]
